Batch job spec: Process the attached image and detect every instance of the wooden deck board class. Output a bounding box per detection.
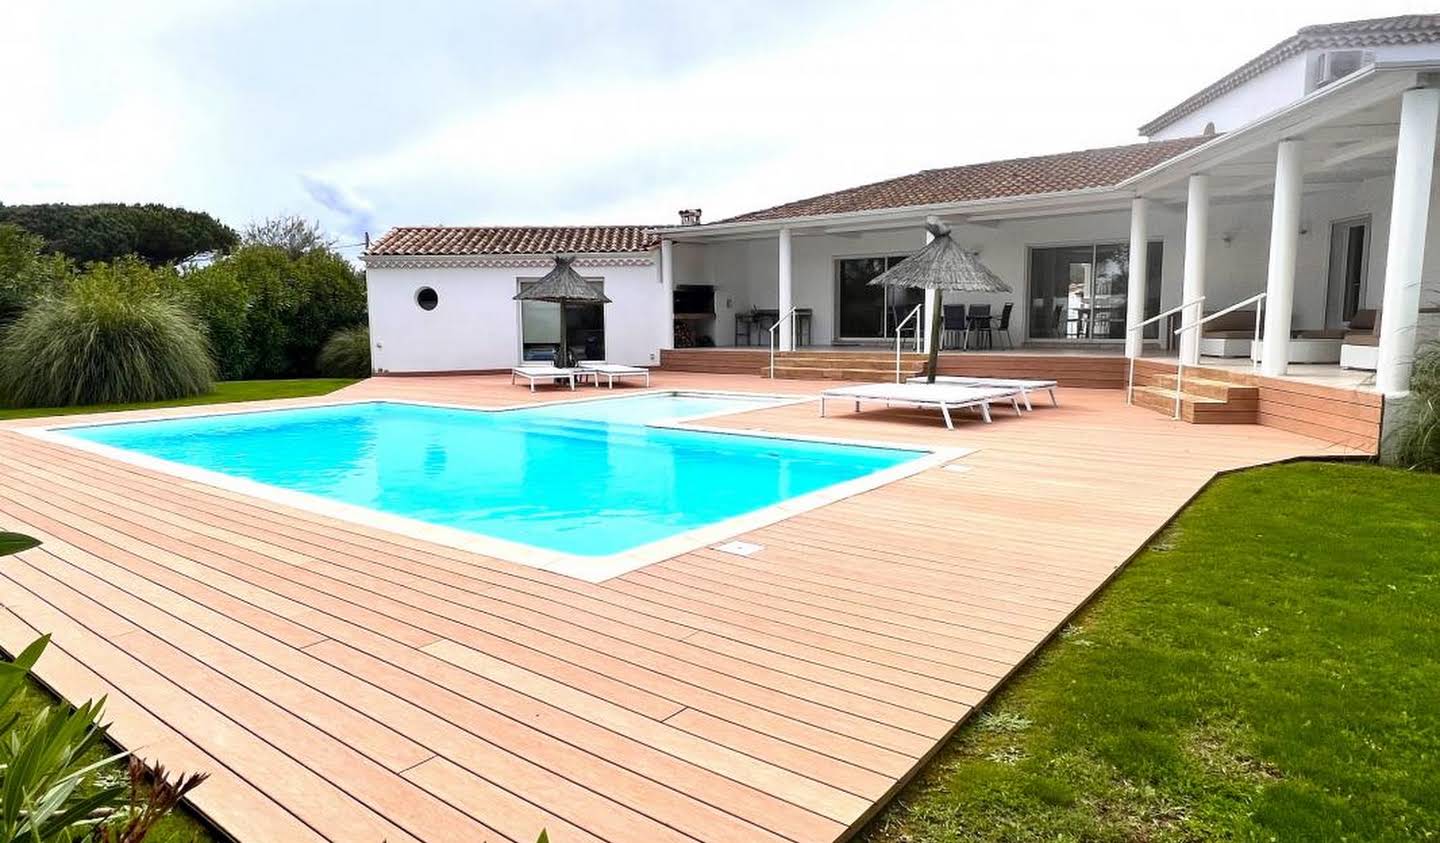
[0,372,1362,842]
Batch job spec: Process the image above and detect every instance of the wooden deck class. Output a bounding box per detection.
[0,373,1363,843]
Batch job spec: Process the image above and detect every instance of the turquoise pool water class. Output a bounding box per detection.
[61,394,922,557]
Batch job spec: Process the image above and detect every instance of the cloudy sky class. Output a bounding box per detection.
[3,1,1433,251]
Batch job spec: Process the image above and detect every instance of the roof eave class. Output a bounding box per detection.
[361,247,656,264]
[652,186,1136,240]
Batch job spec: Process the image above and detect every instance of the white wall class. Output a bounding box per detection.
[366,253,664,373]
[1152,54,1309,140]
[1151,44,1440,140]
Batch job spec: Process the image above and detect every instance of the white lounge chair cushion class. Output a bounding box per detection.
[513,366,574,377]
[578,362,647,374]
[824,383,1018,405]
[909,376,1057,390]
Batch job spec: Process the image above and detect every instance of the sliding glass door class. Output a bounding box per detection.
[836,256,925,340]
[1028,242,1162,341]
[518,279,605,362]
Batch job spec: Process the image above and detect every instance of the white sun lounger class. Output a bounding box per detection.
[907,376,1058,411]
[510,365,576,392]
[820,383,1023,429]
[577,361,651,388]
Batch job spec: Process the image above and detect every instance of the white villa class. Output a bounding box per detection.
[363,14,1440,449]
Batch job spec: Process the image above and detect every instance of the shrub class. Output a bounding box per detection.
[174,260,254,380]
[317,325,372,378]
[0,224,71,326]
[0,260,215,407]
[1392,339,1440,470]
[180,243,366,379]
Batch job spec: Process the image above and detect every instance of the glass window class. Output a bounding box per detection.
[416,287,438,311]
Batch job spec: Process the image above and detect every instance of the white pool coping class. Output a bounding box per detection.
[21,390,974,583]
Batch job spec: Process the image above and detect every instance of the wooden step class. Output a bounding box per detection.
[1137,372,1259,403]
[773,354,926,366]
[767,365,925,381]
[1130,386,1257,424]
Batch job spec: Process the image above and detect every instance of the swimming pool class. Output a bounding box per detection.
[50,393,936,579]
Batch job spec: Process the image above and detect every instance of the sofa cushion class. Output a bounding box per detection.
[1201,309,1259,336]
[1348,309,1378,331]
[1343,309,1382,344]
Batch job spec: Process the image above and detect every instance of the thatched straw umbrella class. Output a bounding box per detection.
[869,217,1011,383]
[513,255,612,368]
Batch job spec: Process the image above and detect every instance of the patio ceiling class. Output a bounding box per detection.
[1124,61,1440,204]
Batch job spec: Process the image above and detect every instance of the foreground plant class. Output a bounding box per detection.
[2,534,211,841]
[94,759,207,843]
[1393,339,1440,470]
[0,636,127,843]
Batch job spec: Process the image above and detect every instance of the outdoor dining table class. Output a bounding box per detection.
[734,308,812,346]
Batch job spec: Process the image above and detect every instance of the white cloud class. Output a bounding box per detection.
[319,0,1438,228]
[4,0,1437,233]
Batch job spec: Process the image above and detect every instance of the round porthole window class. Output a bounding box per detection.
[416,287,438,311]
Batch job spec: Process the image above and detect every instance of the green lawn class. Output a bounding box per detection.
[0,378,357,421]
[860,462,1439,842]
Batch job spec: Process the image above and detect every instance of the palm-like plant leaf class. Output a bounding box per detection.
[0,534,39,558]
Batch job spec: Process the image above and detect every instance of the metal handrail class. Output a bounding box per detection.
[1167,292,1268,420]
[1126,296,1205,406]
[894,303,924,382]
[1128,298,1203,334]
[767,306,800,378]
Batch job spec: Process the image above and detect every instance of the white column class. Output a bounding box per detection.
[922,227,938,353]
[1179,174,1211,365]
[1261,140,1304,377]
[1124,197,1149,359]
[1377,86,1440,394]
[777,227,794,351]
[659,239,675,350]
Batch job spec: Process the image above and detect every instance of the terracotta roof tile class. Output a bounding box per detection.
[366,225,657,256]
[1139,14,1440,136]
[717,137,1212,224]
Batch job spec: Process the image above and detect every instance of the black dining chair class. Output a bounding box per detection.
[994,302,1014,350]
[966,304,993,349]
[941,304,968,350]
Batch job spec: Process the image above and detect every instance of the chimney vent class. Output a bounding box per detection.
[678,208,702,226]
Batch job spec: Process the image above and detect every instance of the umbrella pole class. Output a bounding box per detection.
[557,300,568,369]
[925,291,944,384]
